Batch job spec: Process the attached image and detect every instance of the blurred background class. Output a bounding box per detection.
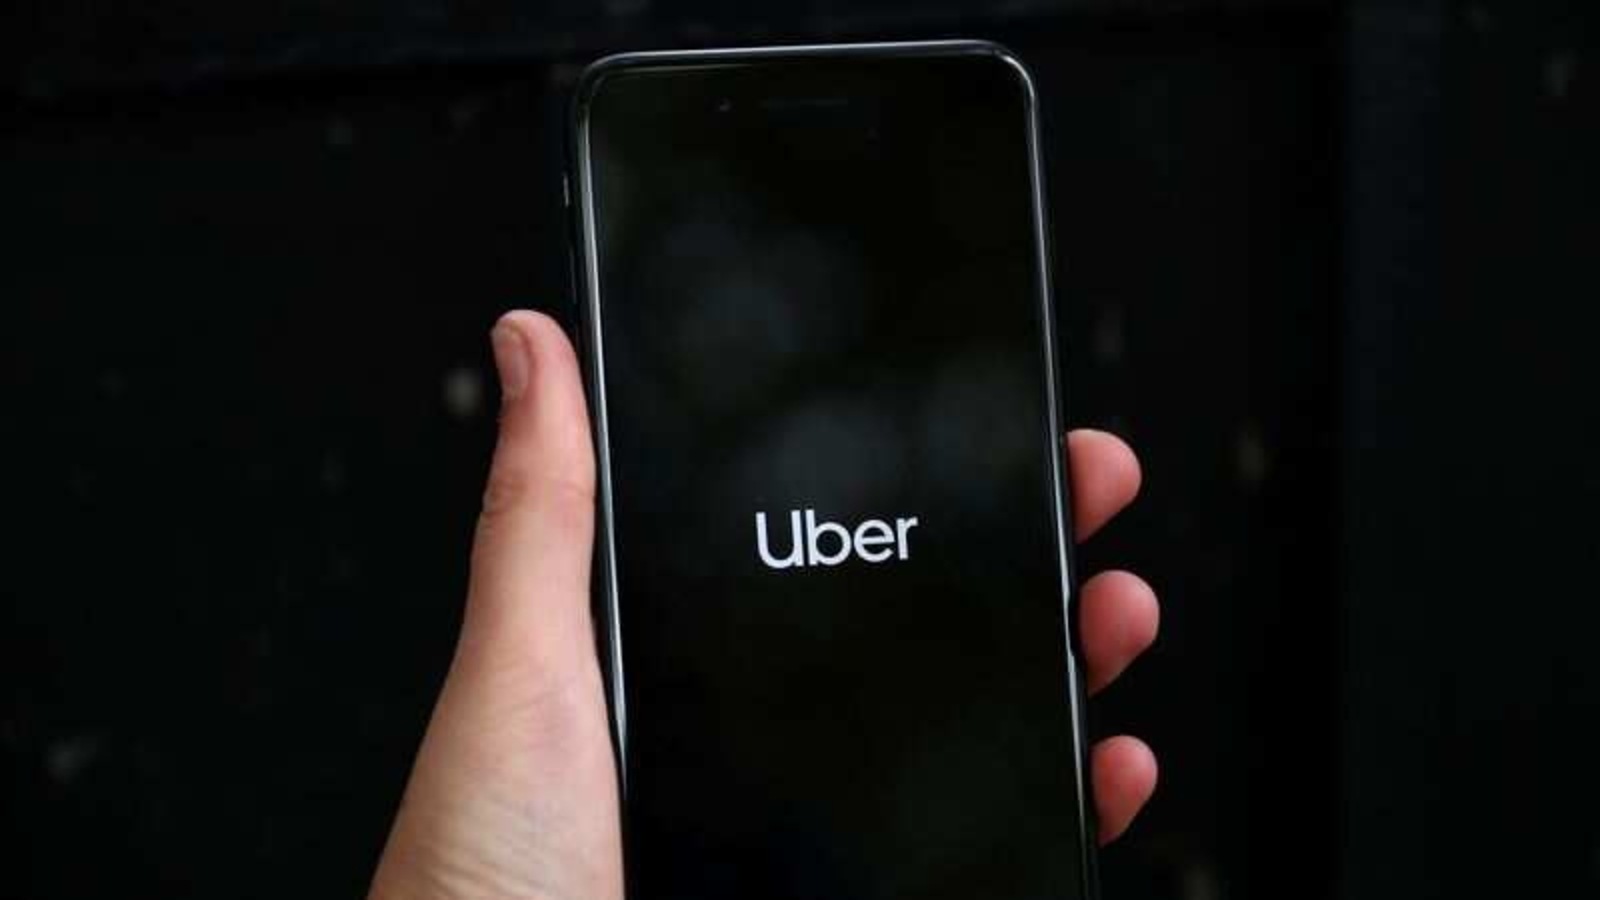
[3,0,1595,897]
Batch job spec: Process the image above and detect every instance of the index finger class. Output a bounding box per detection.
[1067,429,1141,541]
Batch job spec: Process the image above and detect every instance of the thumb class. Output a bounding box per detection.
[463,309,598,676]
[371,311,621,900]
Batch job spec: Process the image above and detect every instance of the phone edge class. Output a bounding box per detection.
[566,40,1100,899]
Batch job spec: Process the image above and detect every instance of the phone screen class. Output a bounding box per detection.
[579,48,1091,899]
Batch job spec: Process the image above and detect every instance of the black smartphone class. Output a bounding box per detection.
[569,41,1096,900]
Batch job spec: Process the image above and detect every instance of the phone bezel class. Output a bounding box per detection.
[567,39,1097,897]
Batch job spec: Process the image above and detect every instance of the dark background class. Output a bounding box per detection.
[3,1,1595,898]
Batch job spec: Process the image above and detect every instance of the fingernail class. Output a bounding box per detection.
[491,318,530,402]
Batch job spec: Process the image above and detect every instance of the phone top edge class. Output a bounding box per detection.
[570,39,1027,125]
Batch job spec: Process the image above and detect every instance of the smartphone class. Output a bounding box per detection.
[569,41,1096,899]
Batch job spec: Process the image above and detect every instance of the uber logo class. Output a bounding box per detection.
[755,509,919,569]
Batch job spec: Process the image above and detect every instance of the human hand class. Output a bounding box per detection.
[369,310,1160,899]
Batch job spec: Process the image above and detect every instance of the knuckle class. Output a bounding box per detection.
[479,464,534,521]
[475,463,595,538]
[539,474,597,531]
[503,660,606,747]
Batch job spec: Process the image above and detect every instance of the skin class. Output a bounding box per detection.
[371,310,1160,899]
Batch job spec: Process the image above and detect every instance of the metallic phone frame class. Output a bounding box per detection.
[568,39,1098,897]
